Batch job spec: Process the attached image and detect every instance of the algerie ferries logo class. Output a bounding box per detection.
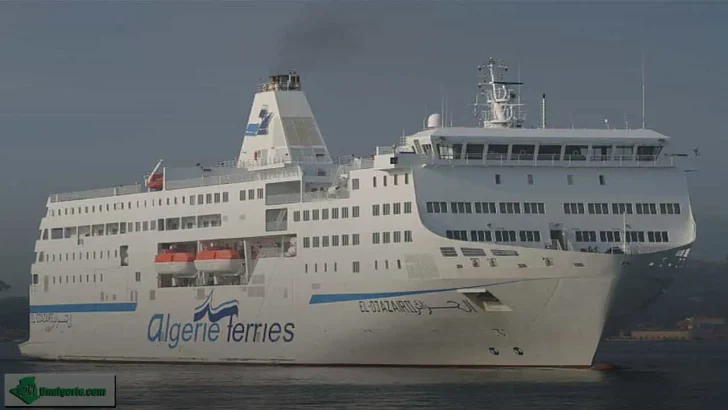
[147,290,295,349]
[245,106,274,136]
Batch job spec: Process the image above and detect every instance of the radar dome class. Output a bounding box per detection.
[427,113,442,129]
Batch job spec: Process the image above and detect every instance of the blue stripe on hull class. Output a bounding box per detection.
[30,303,137,313]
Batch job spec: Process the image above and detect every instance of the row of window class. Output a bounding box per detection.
[427,200,681,216]
[372,231,414,244]
[575,230,670,243]
[371,202,413,216]
[446,230,542,243]
[429,142,660,162]
[41,214,223,240]
[48,188,265,218]
[302,234,361,248]
[48,273,106,285]
[37,246,129,264]
[564,202,681,215]
[293,206,360,222]
[370,173,410,188]
[305,259,404,274]
[492,173,607,186]
[426,201,545,215]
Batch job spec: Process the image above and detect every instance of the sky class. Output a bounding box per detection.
[1,1,727,295]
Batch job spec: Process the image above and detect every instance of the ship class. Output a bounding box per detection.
[21,58,696,367]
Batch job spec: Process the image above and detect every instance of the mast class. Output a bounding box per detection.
[474,57,525,128]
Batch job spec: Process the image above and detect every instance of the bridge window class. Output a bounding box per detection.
[637,145,662,161]
[487,144,508,160]
[511,144,535,160]
[465,144,484,160]
[538,144,561,161]
[564,145,588,161]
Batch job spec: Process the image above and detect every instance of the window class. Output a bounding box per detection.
[394,175,398,185]
[393,231,402,242]
[353,261,360,273]
[372,232,380,244]
[518,230,541,242]
[382,204,390,215]
[332,235,339,246]
[303,237,310,248]
[353,206,360,218]
[206,193,213,204]
[322,236,329,247]
[495,174,501,184]
[372,204,380,216]
[303,210,310,221]
[660,203,681,215]
[239,190,245,201]
[527,174,534,185]
[600,231,622,242]
[322,209,329,220]
[499,202,521,214]
[383,232,391,243]
[404,202,412,214]
[257,188,264,199]
[588,203,609,215]
[523,202,545,214]
[494,230,517,242]
[567,174,574,185]
[248,189,254,200]
[341,207,349,218]
[353,234,360,245]
[612,203,634,215]
[404,173,409,184]
[135,271,141,282]
[332,208,339,219]
[383,176,387,186]
[312,209,319,220]
[342,234,350,246]
[222,192,229,202]
[313,237,320,248]
[470,230,493,242]
[393,203,401,214]
[352,178,360,190]
[575,231,597,242]
[373,176,377,188]
[599,175,606,185]
[636,203,658,215]
[294,211,300,222]
[404,230,413,242]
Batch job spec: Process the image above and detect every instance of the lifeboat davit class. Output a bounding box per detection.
[194,249,243,274]
[154,252,197,275]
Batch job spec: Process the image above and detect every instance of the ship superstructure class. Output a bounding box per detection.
[22,60,696,367]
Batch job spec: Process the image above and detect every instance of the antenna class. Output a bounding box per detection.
[541,93,546,128]
[641,52,645,129]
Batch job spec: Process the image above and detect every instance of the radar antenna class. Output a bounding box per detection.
[474,57,525,128]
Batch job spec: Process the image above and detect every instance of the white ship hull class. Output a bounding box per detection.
[20,243,689,367]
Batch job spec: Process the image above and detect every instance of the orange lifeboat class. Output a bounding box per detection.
[154,252,196,276]
[194,249,243,274]
[146,173,163,191]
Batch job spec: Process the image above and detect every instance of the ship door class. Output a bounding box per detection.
[550,229,566,250]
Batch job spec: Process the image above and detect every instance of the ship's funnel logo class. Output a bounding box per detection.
[193,291,239,323]
[245,107,273,136]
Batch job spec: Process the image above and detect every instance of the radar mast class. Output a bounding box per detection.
[474,57,525,128]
